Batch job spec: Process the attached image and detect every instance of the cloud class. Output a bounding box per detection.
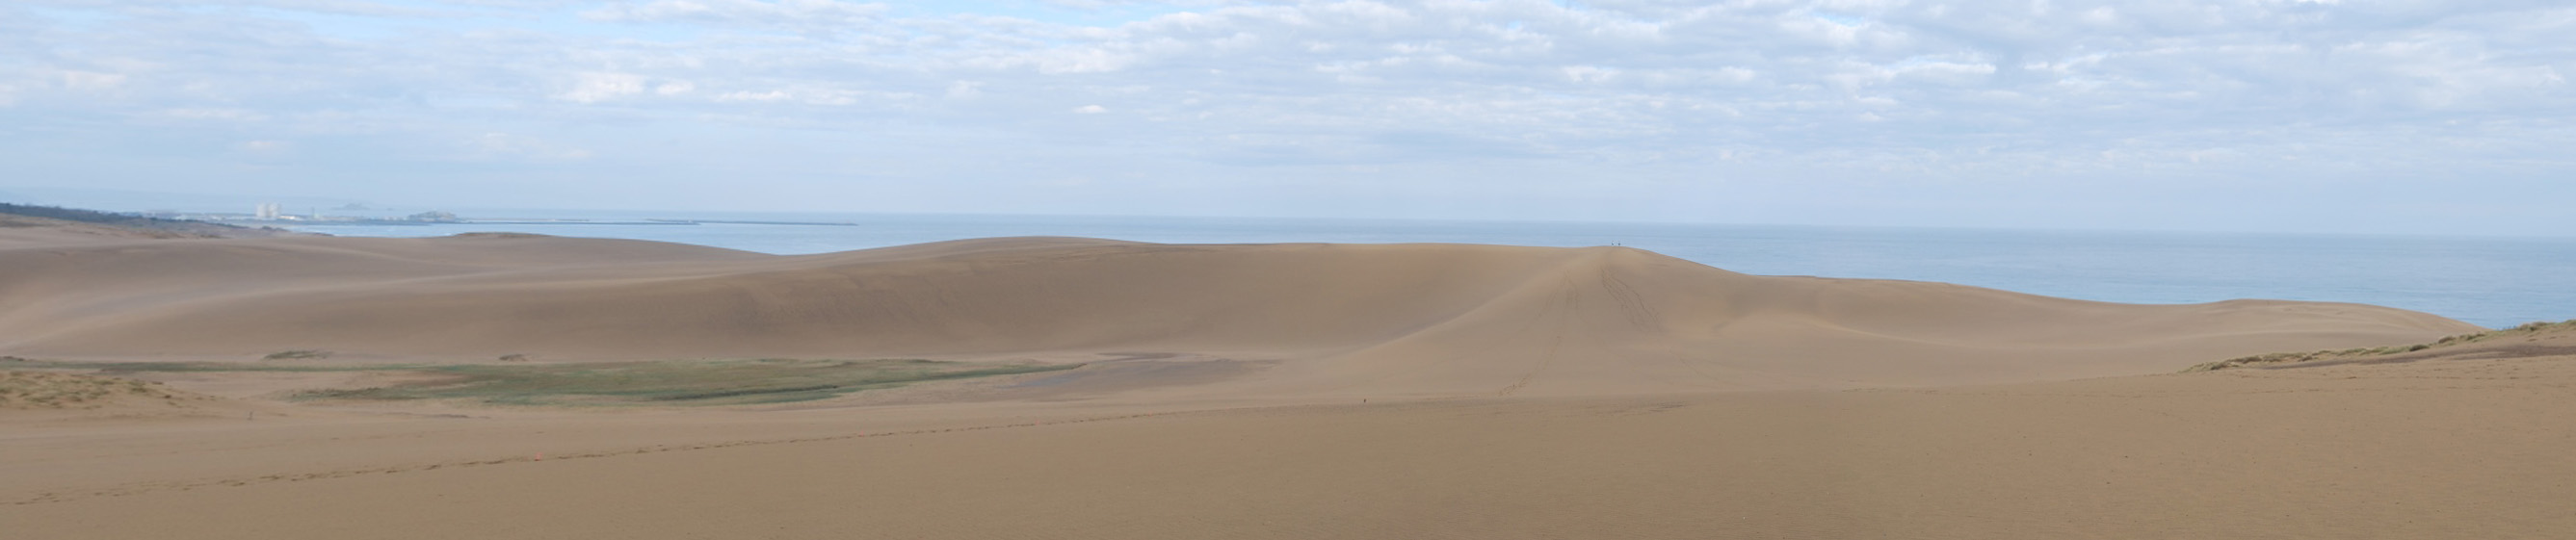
[59,70,126,90]
[4,0,2573,232]
[157,108,272,121]
[581,0,889,33]
[716,90,792,102]
[556,72,647,103]
[465,132,591,161]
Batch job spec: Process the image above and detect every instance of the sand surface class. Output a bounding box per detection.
[0,233,2474,395]
[4,230,2561,538]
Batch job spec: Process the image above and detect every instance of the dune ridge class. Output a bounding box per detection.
[0,233,2476,398]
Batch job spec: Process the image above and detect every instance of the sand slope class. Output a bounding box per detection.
[8,327,2571,539]
[0,234,2475,397]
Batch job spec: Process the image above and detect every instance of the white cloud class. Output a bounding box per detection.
[466,133,591,161]
[715,90,793,102]
[5,0,2574,232]
[234,140,292,152]
[582,0,889,33]
[60,70,125,90]
[162,109,271,121]
[1563,65,1618,84]
[557,72,646,103]
[2082,6,2118,24]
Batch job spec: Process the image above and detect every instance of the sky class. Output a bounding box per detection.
[1,0,2571,235]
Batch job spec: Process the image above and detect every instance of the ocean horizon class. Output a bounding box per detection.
[289,210,2573,329]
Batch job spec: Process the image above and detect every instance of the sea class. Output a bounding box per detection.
[293,211,2574,329]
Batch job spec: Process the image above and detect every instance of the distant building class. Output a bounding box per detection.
[407,211,460,222]
[254,203,281,220]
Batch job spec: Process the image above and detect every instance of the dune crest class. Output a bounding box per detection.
[0,234,2478,398]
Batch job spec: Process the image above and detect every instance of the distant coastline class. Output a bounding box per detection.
[209,217,859,228]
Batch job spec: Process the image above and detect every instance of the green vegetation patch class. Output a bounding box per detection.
[4,357,1076,407]
[0,372,193,409]
[295,358,1076,406]
[2186,318,2576,373]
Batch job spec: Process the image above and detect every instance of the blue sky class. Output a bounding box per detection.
[2,0,2571,235]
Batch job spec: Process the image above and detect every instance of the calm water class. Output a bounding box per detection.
[297,211,2574,329]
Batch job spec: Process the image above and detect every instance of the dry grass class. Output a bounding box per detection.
[290,358,1078,406]
[0,372,208,410]
[2,356,1076,407]
[2187,319,2576,372]
[9,356,1074,407]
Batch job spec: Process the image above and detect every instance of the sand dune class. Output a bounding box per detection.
[4,227,2563,540]
[1,233,2474,397]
